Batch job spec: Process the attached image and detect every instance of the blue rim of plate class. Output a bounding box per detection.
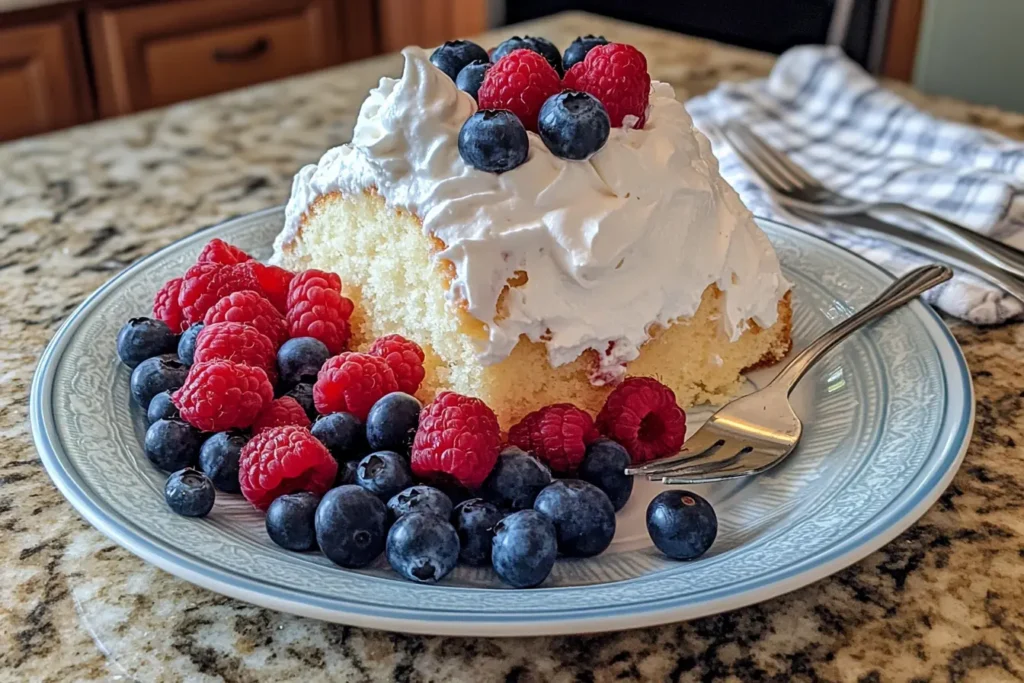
[31,209,973,636]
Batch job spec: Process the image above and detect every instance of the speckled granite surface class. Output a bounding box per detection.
[2,12,1024,683]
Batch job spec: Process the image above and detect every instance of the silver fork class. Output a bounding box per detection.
[720,122,1024,282]
[626,264,952,484]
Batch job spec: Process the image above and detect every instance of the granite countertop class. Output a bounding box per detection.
[2,11,1024,682]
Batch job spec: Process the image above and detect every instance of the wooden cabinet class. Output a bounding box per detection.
[378,0,488,52]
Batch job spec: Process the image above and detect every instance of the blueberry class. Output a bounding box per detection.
[177,322,204,365]
[145,419,203,472]
[146,390,180,425]
[423,474,474,508]
[459,110,529,174]
[452,498,504,566]
[646,490,717,560]
[283,382,317,420]
[492,35,562,75]
[481,446,552,511]
[315,485,388,568]
[355,451,413,500]
[277,337,330,389]
[533,479,616,557]
[538,91,610,160]
[164,468,215,517]
[386,512,460,583]
[266,492,320,551]
[456,60,490,101]
[198,430,248,493]
[430,39,489,81]
[491,510,557,588]
[336,459,359,486]
[490,36,532,63]
[387,485,452,523]
[311,412,368,462]
[130,354,188,409]
[366,392,421,454]
[117,317,178,369]
[578,439,633,511]
[563,34,608,70]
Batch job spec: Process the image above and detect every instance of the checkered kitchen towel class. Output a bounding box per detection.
[687,45,1024,324]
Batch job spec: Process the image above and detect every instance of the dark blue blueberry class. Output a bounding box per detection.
[145,419,203,472]
[366,392,421,454]
[283,382,317,420]
[491,509,557,588]
[538,91,610,160]
[430,40,489,81]
[117,317,179,369]
[646,490,717,560]
[336,459,360,486]
[177,323,204,365]
[266,492,320,551]
[458,110,529,174]
[452,498,504,566]
[277,337,330,389]
[578,438,633,511]
[198,430,248,493]
[146,390,180,425]
[492,35,562,75]
[533,479,616,557]
[455,60,490,101]
[562,34,608,70]
[315,485,388,568]
[387,485,452,523]
[356,451,413,500]
[423,473,474,507]
[311,412,368,462]
[130,354,188,409]
[386,512,460,583]
[164,468,215,517]
[481,446,552,511]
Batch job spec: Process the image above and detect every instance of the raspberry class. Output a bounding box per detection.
[562,43,651,128]
[313,352,398,420]
[508,404,600,473]
[238,425,337,510]
[173,360,274,432]
[252,396,311,434]
[245,261,294,313]
[368,334,425,395]
[286,269,343,309]
[196,238,251,266]
[478,49,561,131]
[410,392,501,489]
[178,262,260,326]
[193,322,277,380]
[595,377,686,463]
[286,271,354,355]
[202,289,288,347]
[153,277,186,332]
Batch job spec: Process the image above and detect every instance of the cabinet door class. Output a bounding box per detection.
[378,0,489,52]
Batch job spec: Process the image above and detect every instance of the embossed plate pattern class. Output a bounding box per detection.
[31,209,973,636]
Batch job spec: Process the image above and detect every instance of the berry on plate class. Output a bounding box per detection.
[203,289,288,347]
[117,317,179,369]
[458,110,530,174]
[146,390,180,425]
[164,468,216,517]
[238,425,338,510]
[481,446,552,511]
[286,269,341,307]
[595,377,686,464]
[386,512,460,583]
[452,498,504,566]
[562,43,651,128]
[387,485,453,523]
[131,354,188,408]
[491,35,563,76]
[311,412,368,462]
[491,509,557,588]
[578,438,633,511]
[315,485,388,568]
[538,91,610,160]
[368,334,425,395]
[144,418,203,472]
[178,261,260,326]
[286,293,354,356]
[198,430,248,493]
[562,35,608,71]
[253,396,311,434]
[153,278,186,333]
[355,451,413,500]
[246,261,293,313]
[193,321,277,379]
[410,391,501,490]
[456,60,490,101]
[266,492,320,551]
[277,337,331,389]
[283,381,317,420]
[366,392,422,454]
[177,322,204,365]
[533,479,616,557]
[313,352,399,420]
[196,238,251,266]
[646,490,717,560]
[174,359,274,432]
[508,403,599,474]
[430,39,489,81]
[479,48,560,131]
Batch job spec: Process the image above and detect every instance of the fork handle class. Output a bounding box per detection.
[769,264,952,393]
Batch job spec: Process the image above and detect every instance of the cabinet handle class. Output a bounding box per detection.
[212,37,270,63]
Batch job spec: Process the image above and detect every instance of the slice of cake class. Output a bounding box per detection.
[272,42,791,430]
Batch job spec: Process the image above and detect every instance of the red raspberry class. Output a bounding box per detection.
[286,269,343,309]
[508,404,600,473]
[153,277,186,332]
[368,334,425,395]
[173,360,274,432]
[562,43,651,128]
[595,377,686,464]
[196,238,251,266]
[239,425,337,510]
[252,396,311,434]
[411,392,501,489]
[177,262,260,326]
[246,261,294,313]
[203,289,288,347]
[193,322,277,380]
[286,271,354,355]
[478,49,561,131]
[313,352,398,420]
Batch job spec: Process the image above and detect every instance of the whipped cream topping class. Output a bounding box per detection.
[276,47,789,381]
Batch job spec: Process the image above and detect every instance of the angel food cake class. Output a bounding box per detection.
[272,38,792,430]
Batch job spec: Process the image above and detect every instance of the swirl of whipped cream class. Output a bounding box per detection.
[277,47,789,380]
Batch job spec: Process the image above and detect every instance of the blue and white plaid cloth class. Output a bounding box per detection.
[687,45,1024,325]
